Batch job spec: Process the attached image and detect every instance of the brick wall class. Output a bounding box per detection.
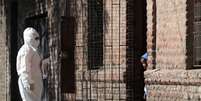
[0,0,9,100]
[147,0,187,70]
[75,0,127,100]
[47,0,61,100]
[145,70,201,100]
[155,0,187,69]
[147,0,156,69]
[146,0,201,100]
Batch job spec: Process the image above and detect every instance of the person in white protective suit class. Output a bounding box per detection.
[16,27,44,101]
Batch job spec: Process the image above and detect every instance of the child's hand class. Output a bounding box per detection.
[142,63,147,70]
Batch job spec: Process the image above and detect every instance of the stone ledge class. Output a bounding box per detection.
[145,69,201,86]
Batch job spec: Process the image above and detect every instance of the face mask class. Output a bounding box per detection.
[23,27,40,51]
[30,35,40,50]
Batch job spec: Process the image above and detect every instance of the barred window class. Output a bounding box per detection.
[88,0,103,69]
[194,0,201,66]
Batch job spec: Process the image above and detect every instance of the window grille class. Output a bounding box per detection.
[88,0,103,69]
[194,0,201,66]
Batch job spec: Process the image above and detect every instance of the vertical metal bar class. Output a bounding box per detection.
[111,0,114,100]
[89,69,91,101]
[81,0,84,100]
[118,0,121,100]
[103,0,106,99]
[87,0,90,99]
[133,0,135,98]
[73,1,77,100]
[86,76,88,100]
[97,70,98,101]
[89,0,92,99]
[152,0,157,69]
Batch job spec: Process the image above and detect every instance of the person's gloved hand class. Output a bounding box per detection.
[24,83,34,93]
[24,82,31,91]
[21,74,34,92]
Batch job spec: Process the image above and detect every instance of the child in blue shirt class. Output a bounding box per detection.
[141,52,148,100]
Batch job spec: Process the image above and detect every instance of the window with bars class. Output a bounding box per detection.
[194,0,201,66]
[87,0,103,69]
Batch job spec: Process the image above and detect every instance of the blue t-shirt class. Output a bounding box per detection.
[141,52,148,60]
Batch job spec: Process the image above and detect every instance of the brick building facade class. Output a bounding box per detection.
[1,0,201,101]
[146,0,201,100]
[0,0,129,100]
[0,0,10,100]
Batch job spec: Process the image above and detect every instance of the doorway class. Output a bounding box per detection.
[126,0,147,100]
[10,1,22,101]
[60,17,76,94]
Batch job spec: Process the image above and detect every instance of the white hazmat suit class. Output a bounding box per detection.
[17,27,43,101]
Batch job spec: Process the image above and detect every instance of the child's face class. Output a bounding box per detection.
[141,58,147,70]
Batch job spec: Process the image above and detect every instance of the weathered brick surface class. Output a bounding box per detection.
[76,68,126,100]
[147,0,156,69]
[145,70,201,101]
[0,0,9,100]
[155,0,187,69]
[3,0,198,101]
[1,0,124,100]
[146,0,201,100]
[147,84,201,101]
[75,0,127,100]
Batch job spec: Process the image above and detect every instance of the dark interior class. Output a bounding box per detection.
[126,0,147,100]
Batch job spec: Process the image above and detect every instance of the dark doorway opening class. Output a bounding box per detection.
[87,0,103,69]
[60,17,76,94]
[10,1,22,101]
[126,0,147,100]
[60,1,76,99]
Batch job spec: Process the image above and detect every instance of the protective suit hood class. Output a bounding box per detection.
[23,27,40,51]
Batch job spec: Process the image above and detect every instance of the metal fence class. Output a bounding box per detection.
[74,0,127,101]
[20,0,147,100]
[73,0,146,101]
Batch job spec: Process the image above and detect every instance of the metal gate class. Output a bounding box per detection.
[74,0,127,100]
[61,0,146,100]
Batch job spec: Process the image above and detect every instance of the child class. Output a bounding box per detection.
[141,52,148,100]
[141,52,148,70]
